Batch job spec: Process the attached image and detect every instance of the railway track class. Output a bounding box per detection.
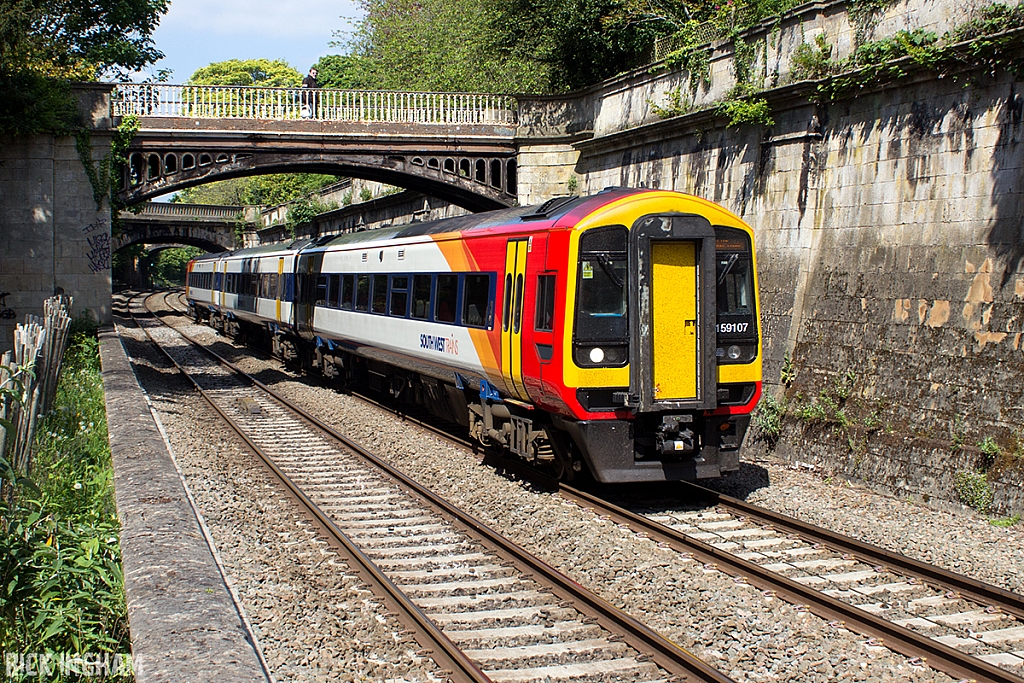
[130,291,734,683]
[157,289,1024,682]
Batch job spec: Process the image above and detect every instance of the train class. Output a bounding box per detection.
[185,188,762,483]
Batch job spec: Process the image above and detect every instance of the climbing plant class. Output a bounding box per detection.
[74,116,140,233]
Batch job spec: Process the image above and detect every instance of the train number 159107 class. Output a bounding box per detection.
[717,322,750,334]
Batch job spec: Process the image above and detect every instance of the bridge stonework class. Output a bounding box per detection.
[0,84,115,344]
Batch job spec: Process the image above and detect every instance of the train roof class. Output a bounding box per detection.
[190,187,645,261]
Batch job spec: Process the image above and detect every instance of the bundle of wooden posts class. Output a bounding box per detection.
[0,295,73,483]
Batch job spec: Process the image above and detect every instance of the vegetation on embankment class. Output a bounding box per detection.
[1,321,130,674]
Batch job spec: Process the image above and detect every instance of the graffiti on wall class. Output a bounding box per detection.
[82,220,110,273]
[0,292,15,320]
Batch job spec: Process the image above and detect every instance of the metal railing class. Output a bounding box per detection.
[112,84,518,124]
[133,203,245,219]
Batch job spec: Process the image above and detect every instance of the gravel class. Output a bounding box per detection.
[142,295,986,683]
[706,457,1024,596]
[116,305,444,683]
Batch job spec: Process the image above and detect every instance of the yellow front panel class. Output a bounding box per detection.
[651,241,699,400]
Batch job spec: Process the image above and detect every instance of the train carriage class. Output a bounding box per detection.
[187,188,761,483]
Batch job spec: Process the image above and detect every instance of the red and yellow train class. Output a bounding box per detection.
[186,188,761,482]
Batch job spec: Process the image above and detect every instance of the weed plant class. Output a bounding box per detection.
[0,323,129,672]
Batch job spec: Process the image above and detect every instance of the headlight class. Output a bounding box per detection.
[716,344,757,364]
[574,344,628,367]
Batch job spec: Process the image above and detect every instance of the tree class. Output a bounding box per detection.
[347,0,550,92]
[188,59,302,87]
[0,0,169,135]
[313,54,378,90]
[346,0,675,94]
[172,174,342,207]
[151,247,204,285]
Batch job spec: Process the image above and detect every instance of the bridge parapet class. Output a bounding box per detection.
[113,84,518,125]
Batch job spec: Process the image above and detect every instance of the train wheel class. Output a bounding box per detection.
[548,432,579,483]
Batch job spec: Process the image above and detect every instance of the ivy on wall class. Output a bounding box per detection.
[74,115,140,234]
[652,2,1024,128]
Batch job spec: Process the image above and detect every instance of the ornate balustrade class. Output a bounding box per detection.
[133,202,244,219]
[112,84,518,124]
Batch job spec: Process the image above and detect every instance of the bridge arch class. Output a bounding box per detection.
[119,152,518,211]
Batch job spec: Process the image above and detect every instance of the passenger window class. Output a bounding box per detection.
[463,274,491,328]
[390,275,409,317]
[341,275,354,310]
[371,274,388,313]
[513,274,524,333]
[411,274,431,320]
[435,274,458,323]
[328,275,341,308]
[535,274,555,332]
[502,274,512,332]
[355,275,370,311]
[315,275,328,306]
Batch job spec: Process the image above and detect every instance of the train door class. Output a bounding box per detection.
[501,238,530,400]
[276,257,284,322]
[651,242,699,400]
[294,250,323,340]
[630,215,718,412]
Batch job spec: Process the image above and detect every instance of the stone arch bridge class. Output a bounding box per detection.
[116,202,244,253]
[116,85,523,212]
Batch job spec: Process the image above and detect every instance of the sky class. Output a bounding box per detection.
[141,0,364,83]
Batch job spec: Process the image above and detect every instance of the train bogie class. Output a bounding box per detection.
[186,188,762,483]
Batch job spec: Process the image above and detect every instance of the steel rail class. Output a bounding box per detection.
[130,293,493,683]
[162,288,1024,683]
[680,481,1024,621]
[148,291,737,683]
[560,484,1024,683]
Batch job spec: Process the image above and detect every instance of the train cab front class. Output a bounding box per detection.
[560,204,762,484]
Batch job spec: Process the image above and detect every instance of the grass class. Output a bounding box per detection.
[0,325,130,677]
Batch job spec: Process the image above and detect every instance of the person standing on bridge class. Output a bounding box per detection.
[301,67,319,118]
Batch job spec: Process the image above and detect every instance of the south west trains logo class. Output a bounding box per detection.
[420,333,459,355]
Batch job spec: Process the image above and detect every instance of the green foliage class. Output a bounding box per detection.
[650,86,692,119]
[75,115,139,213]
[716,95,774,127]
[151,247,204,287]
[172,174,341,207]
[815,7,1024,104]
[953,470,994,513]
[754,392,787,446]
[286,196,339,232]
[359,188,373,202]
[664,45,712,94]
[978,436,1003,468]
[0,72,79,137]
[791,33,835,80]
[0,0,168,81]
[833,370,856,401]
[990,513,1021,527]
[0,0,167,136]
[187,59,302,87]
[566,175,579,194]
[348,0,667,93]
[1,332,129,661]
[953,2,1024,41]
[780,352,795,387]
[313,54,378,89]
[342,191,354,206]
